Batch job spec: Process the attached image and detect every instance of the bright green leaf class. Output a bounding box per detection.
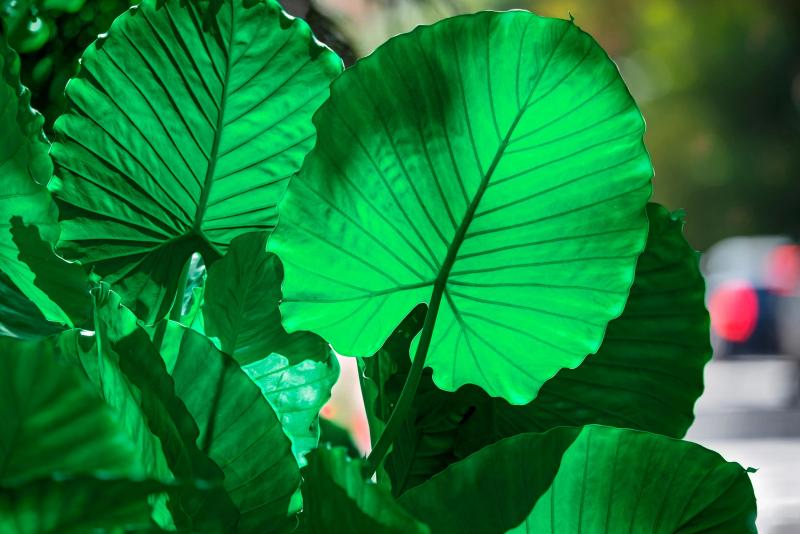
[300,447,429,534]
[364,203,713,494]
[399,425,757,534]
[456,202,712,452]
[204,231,328,365]
[243,350,339,467]
[158,320,302,533]
[270,11,653,403]
[49,0,342,323]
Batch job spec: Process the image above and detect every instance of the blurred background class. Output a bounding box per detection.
[2,0,798,531]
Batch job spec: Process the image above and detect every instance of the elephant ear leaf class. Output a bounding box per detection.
[49,0,343,323]
[270,11,653,403]
[399,425,757,534]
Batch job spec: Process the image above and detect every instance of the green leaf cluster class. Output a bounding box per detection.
[0,1,757,533]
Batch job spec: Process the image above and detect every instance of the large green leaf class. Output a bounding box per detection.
[204,231,328,365]
[365,203,713,494]
[158,321,302,533]
[0,476,168,533]
[243,350,339,467]
[0,335,140,485]
[270,11,653,403]
[299,447,429,534]
[0,33,68,325]
[399,425,757,534]
[49,0,342,323]
[70,290,239,530]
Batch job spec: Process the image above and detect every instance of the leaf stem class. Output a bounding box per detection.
[364,280,446,477]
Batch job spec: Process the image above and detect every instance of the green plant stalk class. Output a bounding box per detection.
[152,259,191,350]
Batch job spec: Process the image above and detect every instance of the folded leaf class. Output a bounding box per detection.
[49,0,342,323]
[243,350,339,467]
[71,290,239,530]
[158,321,302,533]
[300,447,429,534]
[0,34,69,325]
[270,11,653,403]
[400,425,757,534]
[204,231,328,365]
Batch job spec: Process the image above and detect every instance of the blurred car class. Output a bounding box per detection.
[703,236,800,360]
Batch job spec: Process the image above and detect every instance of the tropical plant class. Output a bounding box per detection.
[0,0,757,532]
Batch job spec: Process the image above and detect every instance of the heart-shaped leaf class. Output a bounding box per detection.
[399,425,757,533]
[203,231,328,365]
[270,11,653,403]
[49,0,342,323]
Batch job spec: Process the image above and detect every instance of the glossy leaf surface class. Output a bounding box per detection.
[243,350,339,466]
[300,447,429,534]
[400,425,757,534]
[0,271,63,338]
[271,11,653,403]
[50,0,342,322]
[204,231,328,365]
[158,321,302,533]
[0,34,67,324]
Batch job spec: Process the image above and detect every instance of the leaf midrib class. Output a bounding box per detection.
[429,20,572,295]
[192,1,235,240]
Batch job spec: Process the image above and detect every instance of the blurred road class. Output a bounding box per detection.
[686,359,800,534]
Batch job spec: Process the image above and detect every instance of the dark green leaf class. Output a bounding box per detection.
[0,270,62,338]
[0,335,140,485]
[300,447,429,534]
[270,11,653,403]
[49,0,342,323]
[158,320,302,533]
[0,476,168,533]
[203,231,328,365]
[71,289,239,530]
[400,425,757,534]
